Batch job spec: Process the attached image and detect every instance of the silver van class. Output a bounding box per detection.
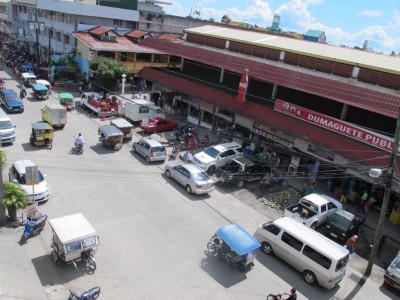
[254,217,349,289]
[0,107,16,144]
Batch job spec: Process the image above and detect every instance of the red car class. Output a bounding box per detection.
[140,117,178,134]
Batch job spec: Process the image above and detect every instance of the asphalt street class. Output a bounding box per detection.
[0,68,398,300]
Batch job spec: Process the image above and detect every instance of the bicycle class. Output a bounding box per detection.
[266,293,289,300]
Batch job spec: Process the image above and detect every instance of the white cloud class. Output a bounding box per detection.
[358,10,384,18]
[305,0,324,4]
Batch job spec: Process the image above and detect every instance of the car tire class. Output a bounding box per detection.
[303,270,317,285]
[186,185,192,194]
[207,166,216,176]
[237,181,244,188]
[132,146,136,153]
[311,222,318,229]
[261,242,273,255]
[146,156,150,163]
[166,170,171,178]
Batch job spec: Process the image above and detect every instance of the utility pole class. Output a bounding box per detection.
[47,27,51,66]
[35,8,40,71]
[365,107,400,275]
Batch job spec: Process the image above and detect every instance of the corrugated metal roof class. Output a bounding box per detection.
[74,32,161,53]
[89,26,116,36]
[304,29,324,38]
[158,33,181,41]
[126,30,149,38]
[140,38,400,119]
[138,67,391,167]
[184,25,400,74]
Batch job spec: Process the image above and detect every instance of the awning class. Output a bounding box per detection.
[216,224,261,255]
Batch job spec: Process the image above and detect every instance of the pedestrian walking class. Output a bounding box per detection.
[88,82,92,91]
[345,235,358,254]
[79,85,83,96]
[183,151,190,164]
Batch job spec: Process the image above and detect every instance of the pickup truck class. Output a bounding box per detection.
[283,193,343,229]
[319,209,366,244]
[215,157,271,187]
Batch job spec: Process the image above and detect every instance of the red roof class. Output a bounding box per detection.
[158,33,181,41]
[126,30,150,38]
[73,32,160,53]
[89,26,116,35]
[139,67,391,167]
[141,38,400,119]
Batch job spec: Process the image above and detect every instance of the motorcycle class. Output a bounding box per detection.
[197,135,211,147]
[74,142,84,155]
[170,144,179,159]
[180,136,196,150]
[46,138,53,150]
[260,172,287,192]
[20,214,48,244]
[68,286,101,300]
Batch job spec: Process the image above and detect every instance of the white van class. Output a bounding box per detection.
[254,217,349,289]
[0,107,16,144]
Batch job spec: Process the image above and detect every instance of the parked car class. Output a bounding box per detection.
[384,251,400,291]
[319,209,366,244]
[8,159,50,203]
[133,139,167,163]
[0,89,24,113]
[216,157,271,187]
[140,117,178,134]
[165,163,215,194]
[192,142,243,175]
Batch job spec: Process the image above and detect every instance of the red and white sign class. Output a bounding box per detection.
[236,68,249,104]
[274,99,399,154]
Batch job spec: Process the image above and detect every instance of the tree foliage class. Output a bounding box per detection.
[3,182,27,210]
[89,57,131,92]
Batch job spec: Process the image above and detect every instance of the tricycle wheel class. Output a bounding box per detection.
[51,249,61,266]
[206,242,217,256]
[225,257,234,268]
[88,257,96,271]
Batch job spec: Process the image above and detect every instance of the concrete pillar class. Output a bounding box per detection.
[220,68,224,83]
[199,109,203,127]
[271,84,278,100]
[340,104,348,120]
[180,57,184,71]
[225,40,230,49]
[279,51,285,62]
[351,66,360,79]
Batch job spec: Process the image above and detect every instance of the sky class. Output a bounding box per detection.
[161,0,400,55]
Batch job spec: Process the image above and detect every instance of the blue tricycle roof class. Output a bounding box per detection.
[216,224,261,255]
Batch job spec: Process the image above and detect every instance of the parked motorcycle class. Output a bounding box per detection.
[68,286,101,300]
[20,214,48,244]
[197,135,211,147]
[180,136,196,150]
[170,144,178,159]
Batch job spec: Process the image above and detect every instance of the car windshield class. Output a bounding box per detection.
[328,213,351,230]
[148,119,156,125]
[0,120,13,129]
[336,254,349,271]
[203,147,221,158]
[301,199,318,213]
[193,171,210,181]
[20,171,45,185]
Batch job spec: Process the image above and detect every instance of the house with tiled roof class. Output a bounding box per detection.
[125,30,153,43]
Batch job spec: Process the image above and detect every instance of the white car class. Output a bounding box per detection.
[192,142,243,175]
[165,163,215,194]
[132,138,167,163]
[8,160,50,203]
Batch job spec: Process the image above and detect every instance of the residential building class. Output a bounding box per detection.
[304,29,326,43]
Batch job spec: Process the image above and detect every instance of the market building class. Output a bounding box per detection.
[137,25,400,220]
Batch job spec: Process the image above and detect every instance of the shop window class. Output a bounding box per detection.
[202,111,213,124]
[218,108,234,118]
[136,53,152,62]
[189,105,200,118]
[65,14,73,24]
[153,54,168,63]
[43,10,50,19]
[51,11,57,20]
[64,34,70,45]
[114,19,123,26]
[56,32,61,42]
[58,13,64,22]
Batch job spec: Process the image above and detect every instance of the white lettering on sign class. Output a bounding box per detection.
[275,99,397,154]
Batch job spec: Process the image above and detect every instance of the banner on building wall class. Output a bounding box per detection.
[274,99,398,154]
[236,68,248,104]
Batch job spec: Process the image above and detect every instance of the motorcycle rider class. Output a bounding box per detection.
[75,133,85,148]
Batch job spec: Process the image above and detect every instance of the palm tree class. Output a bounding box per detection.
[3,182,28,222]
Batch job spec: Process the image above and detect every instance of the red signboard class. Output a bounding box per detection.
[274,99,398,154]
[236,68,248,104]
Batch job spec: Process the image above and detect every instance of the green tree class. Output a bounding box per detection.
[0,150,7,226]
[3,181,27,222]
[89,57,130,93]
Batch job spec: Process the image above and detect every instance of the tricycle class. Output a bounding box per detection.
[32,83,49,100]
[30,122,54,147]
[98,125,124,150]
[110,118,134,141]
[206,223,261,272]
[59,93,75,111]
[22,72,37,87]
[49,213,99,271]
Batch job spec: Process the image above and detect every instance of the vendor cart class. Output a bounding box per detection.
[110,118,134,141]
[98,125,124,150]
[59,93,75,111]
[49,213,99,271]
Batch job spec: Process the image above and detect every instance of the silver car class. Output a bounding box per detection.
[165,163,215,194]
[133,139,167,163]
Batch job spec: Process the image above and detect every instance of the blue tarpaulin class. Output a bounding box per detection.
[216,224,261,255]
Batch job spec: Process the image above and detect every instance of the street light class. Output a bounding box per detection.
[121,74,126,96]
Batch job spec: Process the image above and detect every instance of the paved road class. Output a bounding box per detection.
[0,69,398,300]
